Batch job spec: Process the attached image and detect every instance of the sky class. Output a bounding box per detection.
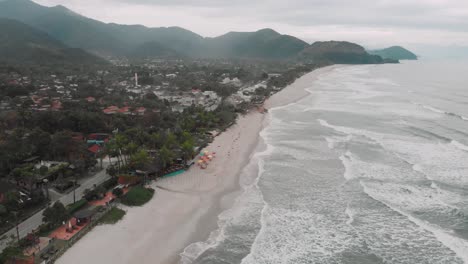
[33,0,468,56]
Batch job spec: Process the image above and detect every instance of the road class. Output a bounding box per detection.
[0,160,112,252]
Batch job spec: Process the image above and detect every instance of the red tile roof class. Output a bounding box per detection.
[88,144,101,154]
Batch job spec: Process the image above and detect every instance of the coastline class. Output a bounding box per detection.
[55,66,336,264]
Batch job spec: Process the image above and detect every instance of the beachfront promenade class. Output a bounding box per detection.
[0,159,113,252]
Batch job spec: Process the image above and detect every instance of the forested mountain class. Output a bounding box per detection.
[299,41,385,64]
[200,29,309,59]
[0,0,203,57]
[369,46,418,60]
[0,0,390,64]
[0,18,106,65]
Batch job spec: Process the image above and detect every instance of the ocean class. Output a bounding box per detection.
[183,61,468,264]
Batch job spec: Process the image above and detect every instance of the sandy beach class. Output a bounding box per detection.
[56,66,335,264]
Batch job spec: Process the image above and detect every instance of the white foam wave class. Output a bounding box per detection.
[421,104,445,114]
[345,206,355,225]
[413,102,468,121]
[451,140,468,152]
[180,123,274,263]
[363,184,468,263]
[319,118,468,186]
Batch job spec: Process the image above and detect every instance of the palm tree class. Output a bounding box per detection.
[130,149,151,170]
[159,146,174,169]
[181,140,195,162]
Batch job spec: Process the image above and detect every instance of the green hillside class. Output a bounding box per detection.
[369,46,418,60]
[0,18,107,65]
[299,41,385,64]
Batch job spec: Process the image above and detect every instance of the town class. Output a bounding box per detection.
[0,58,321,263]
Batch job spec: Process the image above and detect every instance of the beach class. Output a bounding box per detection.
[56,66,334,264]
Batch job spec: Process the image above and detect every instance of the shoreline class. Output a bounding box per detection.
[55,66,337,264]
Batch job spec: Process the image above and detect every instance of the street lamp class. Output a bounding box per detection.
[43,179,49,201]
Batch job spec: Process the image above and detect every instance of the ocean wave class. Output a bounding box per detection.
[318,118,468,187]
[413,102,468,121]
[180,130,273,263]
[451,140,468,152]
[362,183,468,263]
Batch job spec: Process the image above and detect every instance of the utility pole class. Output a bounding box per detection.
[73,176,76,204]
[14,212,20,243]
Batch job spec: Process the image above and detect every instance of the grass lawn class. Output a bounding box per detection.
[121,186,155,206]
[99,207,126,225]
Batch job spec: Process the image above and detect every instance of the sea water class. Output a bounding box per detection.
[183,61,468,264]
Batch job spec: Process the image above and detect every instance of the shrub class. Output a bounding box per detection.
[121,187,154,206]
[42,201,69,226]
[67,199,87,215]
[84,185,106,201]
[112,188,123,197]
[99,207,126,225]
[0,245,24,264]
[102,176,118,190]
[0,205,7,215]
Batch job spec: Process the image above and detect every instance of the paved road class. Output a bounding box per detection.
[0,160,112,252]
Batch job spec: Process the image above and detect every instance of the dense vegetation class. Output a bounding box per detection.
[0,18,106,66]
[121,187,154,206]
[0,0,394,63]
[369,46,418,60]
[99,207,126,225]
[299,41,386,64]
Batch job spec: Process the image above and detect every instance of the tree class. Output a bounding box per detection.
[164,132,178,149]
[159,146,174,169]
[106,165,118,178]
[39,166,49,176]
[3,192,20,212]
[181,140,195,162]
[42,201,69,226]
[130,149,151,170]
[149,132,162,149]
[0,204,7,216]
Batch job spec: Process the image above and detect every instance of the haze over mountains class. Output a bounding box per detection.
[0,18,106,65]
[0,0,417,64]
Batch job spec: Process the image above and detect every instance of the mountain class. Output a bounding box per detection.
[0,0,136,56]
[0,0,202,57]
[129,41,184,59]
[369,46,418,60]
[0,18,106,65]
[0,0,389,64]
[201,29,309,59]
[298,41,385,64]
[0,0,308,60]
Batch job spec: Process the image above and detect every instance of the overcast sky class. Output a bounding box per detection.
[33,0,468,54]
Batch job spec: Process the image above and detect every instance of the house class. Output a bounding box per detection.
[87,133,111,145]
[71,132,85,142]
[51,100,62,111]
[103,106,119,115]
[118,106,131,115]
[88,144,102,156]
[134,107,146,116]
